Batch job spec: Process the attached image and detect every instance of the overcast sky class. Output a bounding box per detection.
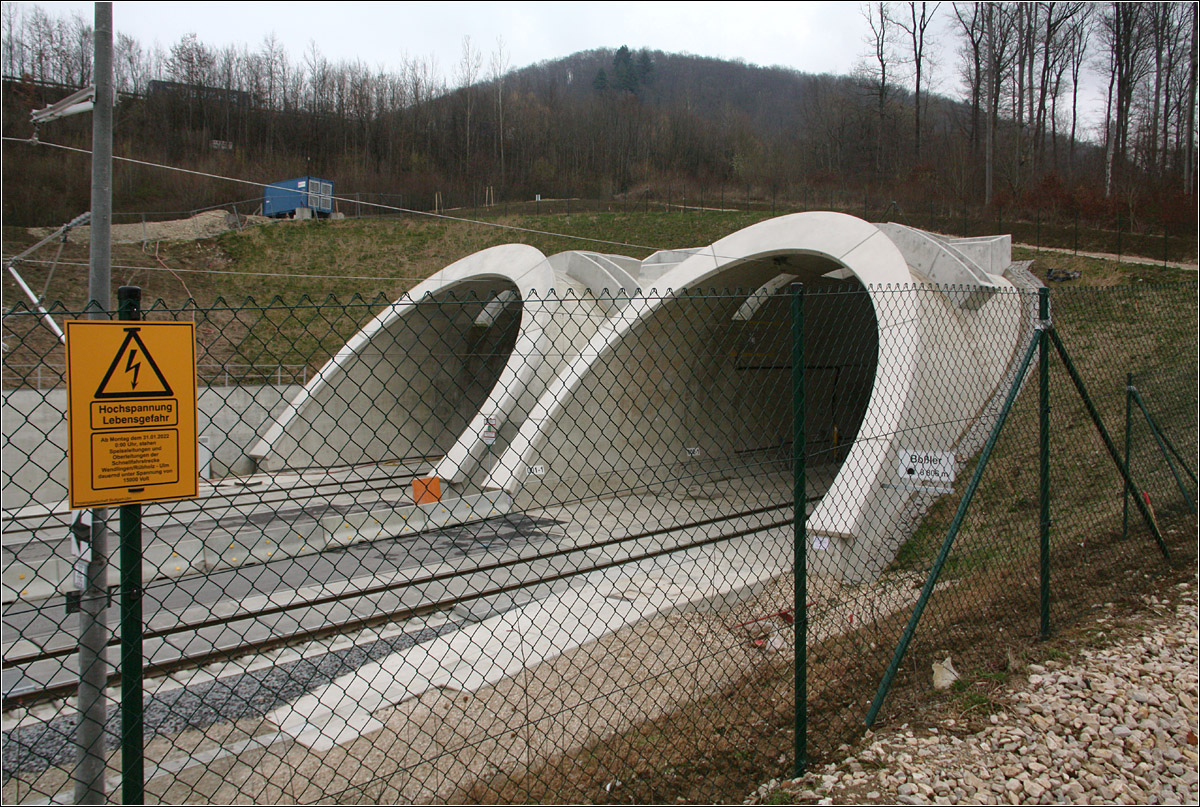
[14,1,1110,136]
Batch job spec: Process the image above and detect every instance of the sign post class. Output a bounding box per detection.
[66,286,197,803]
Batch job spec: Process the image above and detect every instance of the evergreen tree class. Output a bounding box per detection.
[637,49,654,85]
[612,45,638,92]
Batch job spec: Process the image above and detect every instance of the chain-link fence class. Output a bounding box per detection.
[2,282,1195,804]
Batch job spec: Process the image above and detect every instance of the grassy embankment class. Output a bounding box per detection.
[2,210,1192,384]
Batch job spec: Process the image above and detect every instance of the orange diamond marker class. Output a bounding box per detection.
[413,476,442,505]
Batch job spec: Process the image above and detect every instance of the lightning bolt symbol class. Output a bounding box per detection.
[124,348,141,389]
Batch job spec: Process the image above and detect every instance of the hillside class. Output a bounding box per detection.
[1,43,1128,231]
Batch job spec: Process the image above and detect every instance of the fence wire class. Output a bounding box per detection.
[2,282,1195,804]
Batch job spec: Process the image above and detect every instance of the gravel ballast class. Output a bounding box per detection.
[750,578,1199,805]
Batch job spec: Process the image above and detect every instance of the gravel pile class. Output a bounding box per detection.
[31,210,269,244]
[749,578,1199,805]
[1,620,461,781]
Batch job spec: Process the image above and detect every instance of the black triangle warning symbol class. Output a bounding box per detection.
[95,327,174,398]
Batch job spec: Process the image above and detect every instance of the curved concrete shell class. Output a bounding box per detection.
[248,243,554,474]
[487,212,1031,580]
[249,243,647,489]
[251,211,1033,581]
[434,248,643,486]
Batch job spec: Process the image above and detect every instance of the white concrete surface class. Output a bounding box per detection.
[249,243,554,475]
[1,383,301,512]
[266,519,790,751]
[483,212,1028,581]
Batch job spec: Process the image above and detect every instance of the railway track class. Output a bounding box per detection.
[2,455,442,539]
[2,498,803,710]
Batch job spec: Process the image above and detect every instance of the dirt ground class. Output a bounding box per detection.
[0,569,932,804]
[458,511,1196,805]
[1013,241,1198,273]
[29,210,271,245]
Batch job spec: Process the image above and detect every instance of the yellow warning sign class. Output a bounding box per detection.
[94,327,174,398]
[66,321,198,508]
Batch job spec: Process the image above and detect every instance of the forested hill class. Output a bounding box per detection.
[3,3,1195,232]
[509,47,861,134]
[1,47,976,226]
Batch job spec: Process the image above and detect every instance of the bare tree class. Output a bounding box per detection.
[982,2,1018,204]
[1159,3,1185,179]
[167,33,216,130]
[167,33,214,86]
[861,2,896,177]
[490,36,510,185]
[1100,2,1153,196]
[68,11,91,87]
[1032,3,1086,172]
[1183,1,1197,190]
[894,1,940,163]
[457,36,482,178]
[115,32,151,96]
[2,6,23,79]
[1065,7,1091,175]
[953,2,985,159]
[1145,2,1168,176]
[260,34,284,109]
[303,39,329,114]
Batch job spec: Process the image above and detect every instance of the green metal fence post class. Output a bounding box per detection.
[117,285,145,805]
[1048,330,1170,559]
[1039,288,1051,639]
[1122,373,1133,540]
[791,283,807,777]
[866,330,1042,728]
[1130,387,1198,514]
[1135,409,1197,485]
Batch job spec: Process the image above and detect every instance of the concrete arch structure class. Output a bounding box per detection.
[434,248,644,487]
[249,212,1032,581]
[486,212,1030,580]
[248,243,553,474]
[249,243,648,489]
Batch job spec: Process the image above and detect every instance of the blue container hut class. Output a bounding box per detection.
[264,177,334,218]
